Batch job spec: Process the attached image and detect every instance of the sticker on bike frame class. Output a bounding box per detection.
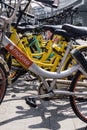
[5,43,33,69]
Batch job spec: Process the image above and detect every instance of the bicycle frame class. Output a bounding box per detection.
[10,24,81,74]
[9,26,68,72]
[29,35,41,53]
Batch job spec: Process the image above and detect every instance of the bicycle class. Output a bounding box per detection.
[8,27,78,83]
[10,25,85,83]
[0,22,10,104]
[0,0,87,123]
[7,10,85,83]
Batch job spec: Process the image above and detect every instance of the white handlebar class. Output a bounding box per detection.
[8,0,23,23]
[0,0,23,24]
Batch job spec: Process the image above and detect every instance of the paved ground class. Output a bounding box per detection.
[0,75,87,130]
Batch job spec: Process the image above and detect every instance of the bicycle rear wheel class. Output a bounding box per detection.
[70,71,87,123]
[0,63,8,104]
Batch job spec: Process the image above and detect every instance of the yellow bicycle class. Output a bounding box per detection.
[8,26,79,82]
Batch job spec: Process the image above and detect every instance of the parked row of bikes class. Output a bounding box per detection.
[0,0,87,123]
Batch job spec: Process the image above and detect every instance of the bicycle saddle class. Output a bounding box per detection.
[16,25,36,33]
[62,24,87,37]
[42,25,62,33]
[54,29,76,41]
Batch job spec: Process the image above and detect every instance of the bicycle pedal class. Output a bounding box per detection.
[25,97,37,108]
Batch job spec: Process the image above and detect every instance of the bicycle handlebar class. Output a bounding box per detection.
[0,0,34,29]
[1,1,14,10]
[0,0,59,28]
[0,1,34,19]
[3,0,23,24]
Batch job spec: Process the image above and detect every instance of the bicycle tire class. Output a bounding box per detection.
[0,63,8,104]
[63,46,87,80]
[69,70,87,123]
[0,48,12,69]
[61,46,87,122]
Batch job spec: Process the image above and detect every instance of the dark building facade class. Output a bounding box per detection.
[78,0,87,26]
[56,0,87,26]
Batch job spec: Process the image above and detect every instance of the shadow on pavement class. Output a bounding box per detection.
[0,76,86,129]
[76,126,87,130]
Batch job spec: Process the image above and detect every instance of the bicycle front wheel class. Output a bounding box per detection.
[70,70,87,123]
[0,63,8,104]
